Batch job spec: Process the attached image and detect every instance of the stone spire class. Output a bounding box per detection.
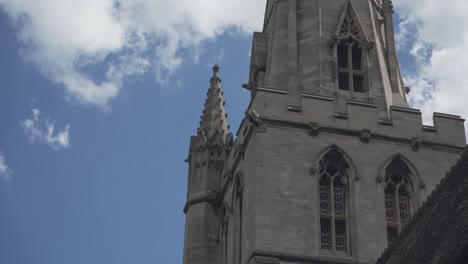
[197,65,230,144]
[249,0,408,118]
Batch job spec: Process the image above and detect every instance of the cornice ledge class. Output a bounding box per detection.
[250,250,365,264]
[390,106,421,115]
[183,190,220,214]
[256,86,288,95]
[261,117,466,152]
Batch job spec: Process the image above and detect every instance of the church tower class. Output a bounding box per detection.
[183,1,466,264]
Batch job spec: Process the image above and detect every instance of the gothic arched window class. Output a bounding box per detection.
[334,4,367,93]
[337,39,365,92]
[319,149,349,254]
[384,158,412,245]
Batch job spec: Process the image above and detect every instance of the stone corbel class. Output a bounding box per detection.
[183,190,220,213]
[309,122,320,137]
[245,110,264,127]
[411,137,422,151]
[360,129,372,143]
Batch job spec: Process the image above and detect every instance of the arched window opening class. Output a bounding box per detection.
[384,158,412,245]
[337,39,365,93]
[335,5,367,93]
[319,149,349,254]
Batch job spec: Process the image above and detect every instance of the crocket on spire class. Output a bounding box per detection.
[197,65,230,146]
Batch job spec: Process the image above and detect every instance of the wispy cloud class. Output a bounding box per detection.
[0,0,266,108]
[0,151,12,182]
[394,0,468,129]
[21,108,71,150]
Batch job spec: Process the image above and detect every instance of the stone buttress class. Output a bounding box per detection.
[183,65,233,264]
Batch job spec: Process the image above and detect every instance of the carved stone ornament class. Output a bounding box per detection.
[382,0,394,14]
[309,122,320,137]
[195,160,207,168]
[208,160,224,170]
[411,137,422,151]
[206,191,219,202]
[360,129,372,143]
[245,110,264,127]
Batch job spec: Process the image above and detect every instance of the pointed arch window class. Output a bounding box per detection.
[384,158,413,245]
[319,149,349,254]
[334,4,368,93]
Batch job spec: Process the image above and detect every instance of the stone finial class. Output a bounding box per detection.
[212,64,220,78]
[382,0,394,14]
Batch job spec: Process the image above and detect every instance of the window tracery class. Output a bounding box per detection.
[319,149,349,254]
[334,5,367,93]
[384,158,412,245]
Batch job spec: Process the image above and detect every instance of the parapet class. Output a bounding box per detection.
[249,87,466,148]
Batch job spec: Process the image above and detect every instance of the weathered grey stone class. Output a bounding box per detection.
[183,1,466,264]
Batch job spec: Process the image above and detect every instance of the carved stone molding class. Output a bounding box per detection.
[195,160,207,168]
[411,137,422,151]
[309,122,320,137]
[245,110,264,127]
[206,191,219,202]
[183,190,220,213]
[254,256,280,264]
[360,129,372,143]
[208,160,224,170]
[382,0,394,14]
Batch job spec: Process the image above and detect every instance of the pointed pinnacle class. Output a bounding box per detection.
[197,65,230,144]
[211,64,221,83]
[213,64,219,74]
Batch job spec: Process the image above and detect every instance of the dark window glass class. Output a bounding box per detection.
[319,150,349,254]
[353,75,364,92]
[335,220,347,252]
[339,73,349,90]
[352,45,362,70]
[384,158,413,246]
[387,226,398,245]
[320,218,332,251]
[338,43,348,68]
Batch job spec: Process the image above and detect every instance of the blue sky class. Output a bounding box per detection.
[0,1,467,264]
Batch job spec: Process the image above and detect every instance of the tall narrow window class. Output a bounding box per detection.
[319,149,349,254]
[384,158,412,245]
[337,39,366,92]
[335,6,367,93]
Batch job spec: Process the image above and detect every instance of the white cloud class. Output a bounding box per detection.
[0,0,266,108]
[21,108,71,150]
[394,0,468,127]
[0,151,12,181]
